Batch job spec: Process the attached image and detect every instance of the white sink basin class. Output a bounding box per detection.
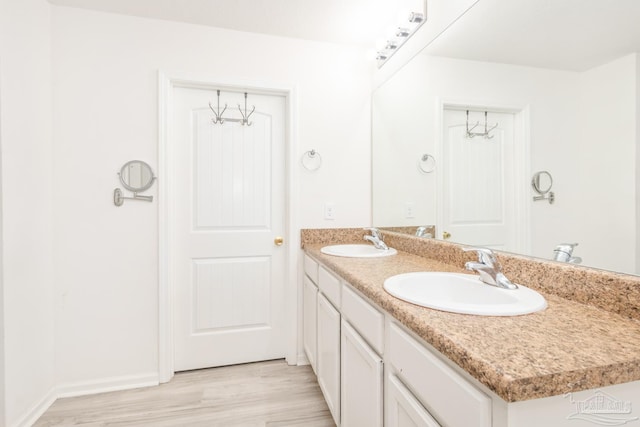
[383,272,547,316]
[321,244,398,258]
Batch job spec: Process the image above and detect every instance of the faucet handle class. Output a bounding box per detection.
[555,243,578,252]
[462,247,499,267]
[363,227,382,240]
[553,243,579,262]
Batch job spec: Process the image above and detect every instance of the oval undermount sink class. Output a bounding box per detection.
[321,244,398,258]
[384,272,547,316]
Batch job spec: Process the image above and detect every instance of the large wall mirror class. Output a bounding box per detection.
[372,0,640,275]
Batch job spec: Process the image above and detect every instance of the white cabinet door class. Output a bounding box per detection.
[341,320,383,427]
[387,374,441,427]
[303,276,318,372]
[317,293,341,425]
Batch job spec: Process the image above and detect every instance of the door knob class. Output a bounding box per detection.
[274,236,284,246]
[442,231,451,240]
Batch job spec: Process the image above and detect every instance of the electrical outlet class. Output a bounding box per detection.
[405,202,416,218]
[324,203,336,220]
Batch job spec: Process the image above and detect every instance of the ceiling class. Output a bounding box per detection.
[47,0,640,71]
[424,0,640,71]
[47,0,423,47]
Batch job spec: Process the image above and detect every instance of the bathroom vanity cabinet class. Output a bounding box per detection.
[304,253,488,427]
[305,255,384,426]
[302,249,640,427]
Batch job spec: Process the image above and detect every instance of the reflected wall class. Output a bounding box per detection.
[373,52,639,274]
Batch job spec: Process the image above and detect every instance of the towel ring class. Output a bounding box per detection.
[302,149,322,171]
[418,154,436,173]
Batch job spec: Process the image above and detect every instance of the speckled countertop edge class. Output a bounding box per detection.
[301,228,640,402]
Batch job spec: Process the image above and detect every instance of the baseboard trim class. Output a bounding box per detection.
[11,387,57,427]
[11,373,160,426]
[56,373,159,399]
[297,352,310,366]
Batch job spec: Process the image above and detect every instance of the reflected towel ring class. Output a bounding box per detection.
[302,149,322,171]
[418,154,436,173]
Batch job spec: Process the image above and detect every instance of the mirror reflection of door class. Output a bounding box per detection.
[440,109,518,251]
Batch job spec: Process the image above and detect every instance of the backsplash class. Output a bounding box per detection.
[380,225,435,237]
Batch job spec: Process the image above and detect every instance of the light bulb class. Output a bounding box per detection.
[409,12,424,23]
[385,40,398,50]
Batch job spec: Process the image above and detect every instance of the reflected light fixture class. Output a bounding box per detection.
[375,3,427,68]
[409,12,424,23]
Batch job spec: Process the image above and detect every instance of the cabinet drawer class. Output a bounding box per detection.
[341,284,384,355]
[304,254,319,284]
[388,322,491,427]
[319,266,341,308]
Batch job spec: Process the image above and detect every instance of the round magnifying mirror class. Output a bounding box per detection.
[531,171,553,195]
[119,160,155,192]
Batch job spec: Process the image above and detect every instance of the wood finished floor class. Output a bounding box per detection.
[34,359,335,427]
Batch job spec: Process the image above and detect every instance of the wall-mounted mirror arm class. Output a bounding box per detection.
[533,192,555,204]
[114,188,153,206]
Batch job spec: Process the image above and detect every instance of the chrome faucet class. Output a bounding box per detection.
[553,243,582,264]
[415,226,433,238]
[463,247,518,290]
[363,228,389,250]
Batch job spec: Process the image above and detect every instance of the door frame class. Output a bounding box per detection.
[435,99,531,253]
[158,71,299,382]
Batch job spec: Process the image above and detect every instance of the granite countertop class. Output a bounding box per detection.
[304,243,640,403]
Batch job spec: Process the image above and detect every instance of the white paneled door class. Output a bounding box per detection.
[441,109,517,251]
[171,87,286,371]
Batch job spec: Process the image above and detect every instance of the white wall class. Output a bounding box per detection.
[373,54,579,231]
[637,55,640,273]
[572,54,637,273]
[51,6,372,391]
[0,60,4,427]
[373,53,638,273]
[0,0,56,425]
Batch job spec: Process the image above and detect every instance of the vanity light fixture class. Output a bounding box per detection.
[375,2,427,68]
